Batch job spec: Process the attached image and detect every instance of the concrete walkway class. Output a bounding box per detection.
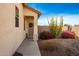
[16,39,41,56]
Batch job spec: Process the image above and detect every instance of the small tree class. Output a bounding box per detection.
[49,16,63,38]
[49,17,56,38]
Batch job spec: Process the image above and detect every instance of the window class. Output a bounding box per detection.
[15,6,19,27]
[24,17,25,30]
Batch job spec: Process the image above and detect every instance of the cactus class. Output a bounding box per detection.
[60,16,63,27]
[58,16,63,36]
[60,16,63,31]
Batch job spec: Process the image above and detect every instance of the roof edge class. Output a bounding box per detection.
[22,3,41,18]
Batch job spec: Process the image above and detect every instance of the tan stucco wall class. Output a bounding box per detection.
[0,3,25,55]
[63,26,79,37]
[25,18,29,34]
[24,7,38,40]
[38,26,50,33]
[62,26,68,31]
[72,27,79,37]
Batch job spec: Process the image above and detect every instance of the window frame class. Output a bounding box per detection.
[15,6,19,27]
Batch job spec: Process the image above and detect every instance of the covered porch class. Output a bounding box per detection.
[14,4,41,56]
[23,4,41,41]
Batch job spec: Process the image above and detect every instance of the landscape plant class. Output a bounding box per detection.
[49,16,63,38]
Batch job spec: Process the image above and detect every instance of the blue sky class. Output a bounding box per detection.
[27,3,79,26]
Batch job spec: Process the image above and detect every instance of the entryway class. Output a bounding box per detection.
[24,16,34,39]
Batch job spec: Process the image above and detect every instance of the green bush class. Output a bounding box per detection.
[49,16,63,38]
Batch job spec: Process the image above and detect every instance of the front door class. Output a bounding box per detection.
[28,23,34,39]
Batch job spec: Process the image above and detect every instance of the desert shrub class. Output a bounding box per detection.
[60,31,76,39]
[38,31,55,40]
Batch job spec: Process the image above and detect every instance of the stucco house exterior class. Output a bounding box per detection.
[0,3,41,55]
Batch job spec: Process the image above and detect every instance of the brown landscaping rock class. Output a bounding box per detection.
[37,39,79,56]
